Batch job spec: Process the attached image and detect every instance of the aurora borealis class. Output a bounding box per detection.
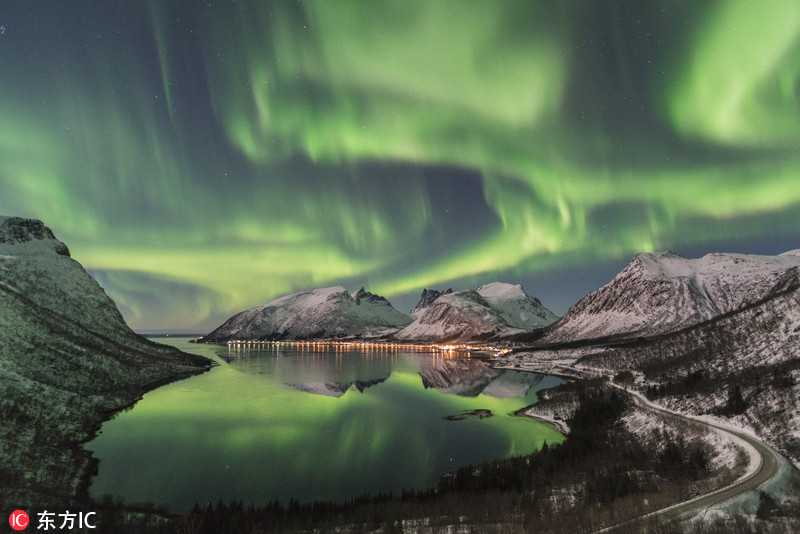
[2,1,799,331]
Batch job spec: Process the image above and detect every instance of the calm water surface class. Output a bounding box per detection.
[88,337,564,512]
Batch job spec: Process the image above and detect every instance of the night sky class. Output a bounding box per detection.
[2,1,799,331]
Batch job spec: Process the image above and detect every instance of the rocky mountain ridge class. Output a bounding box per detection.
[393,282,558,343]
[197,285,413,342]
[499,251,800,469]
[534,250,800,345]
[199,281,559,344]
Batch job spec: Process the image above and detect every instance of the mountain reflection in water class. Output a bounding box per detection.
[88,338,564,512]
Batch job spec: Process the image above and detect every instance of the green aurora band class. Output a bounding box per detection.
[1,1,799,330]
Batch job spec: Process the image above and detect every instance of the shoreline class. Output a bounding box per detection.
[514,404,571,435]
[77,340,561,509]
[77,358,215,502]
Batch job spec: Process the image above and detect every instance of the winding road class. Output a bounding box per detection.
[594,383,782,532]
[504,359,785,531]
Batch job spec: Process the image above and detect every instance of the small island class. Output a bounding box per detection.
[445,409,494,421]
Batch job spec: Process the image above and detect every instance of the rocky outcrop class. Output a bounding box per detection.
[0,215,70,255]
[410,288,453,318]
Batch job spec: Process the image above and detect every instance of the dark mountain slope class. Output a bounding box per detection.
[0,216,212,508]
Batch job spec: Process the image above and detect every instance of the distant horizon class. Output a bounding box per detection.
[126,237,799,334]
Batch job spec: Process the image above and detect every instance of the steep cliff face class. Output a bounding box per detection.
[0,215,70,255]
[0,216,211,508]
[538,251,800,344]
[198,286,412,342]
[1,215,139,346]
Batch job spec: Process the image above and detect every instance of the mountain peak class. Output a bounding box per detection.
[351,287,390,306]
[0,216,70,256]
[397,283,557,342]
[476,281,526,299]
[475,282,556,329]
[200,285,411,342]
[410,287,453,317]
[540,250,800,344]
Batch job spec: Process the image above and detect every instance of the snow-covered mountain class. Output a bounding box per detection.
[476,282,558,329]
[198,286,412,342]
[1,216,157,346]
[571,263,800,466]
[410,288,453,318]
[394,282,557,342]
[537,250,800,345]
[0,216,208,372]
[0,215,210,508]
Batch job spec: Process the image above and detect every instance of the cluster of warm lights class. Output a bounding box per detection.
[224,339,509,356]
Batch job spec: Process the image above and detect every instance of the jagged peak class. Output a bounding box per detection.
[351,286,390,305]
[628,250,684,267]
[411,287,453,314]
[419,287,454,298]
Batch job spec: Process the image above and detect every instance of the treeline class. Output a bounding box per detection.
[645,362,797,417]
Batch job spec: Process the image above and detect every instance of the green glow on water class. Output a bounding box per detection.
[88,339,564,511]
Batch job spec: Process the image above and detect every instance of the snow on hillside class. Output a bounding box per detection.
[394,290,519,342]
[0,217,135,344]
[539,251,800,344]
[504,264,800,468]
[199,286,412,342]
[574,266,800,466]
[476,282,558,329]
[394,283,556,342]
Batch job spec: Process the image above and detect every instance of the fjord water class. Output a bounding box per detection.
[88,338,564,512]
